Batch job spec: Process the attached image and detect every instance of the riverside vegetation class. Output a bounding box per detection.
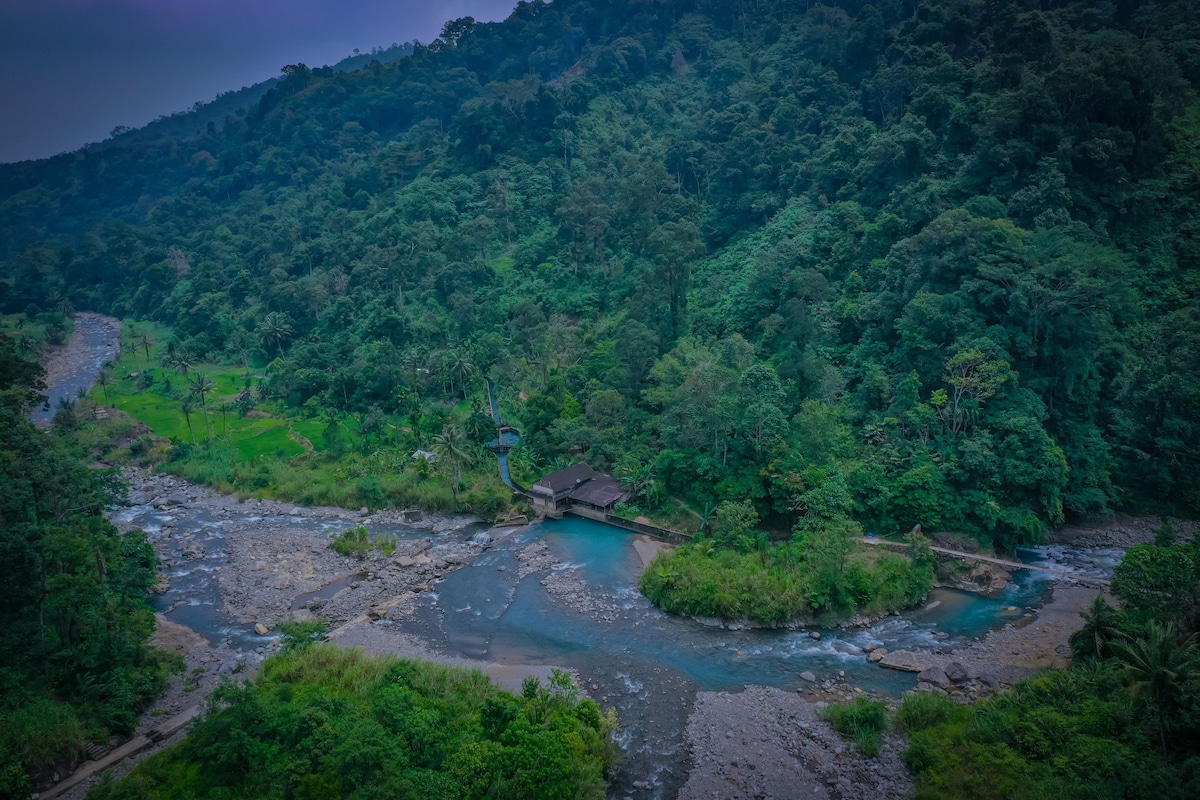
[89,637,620,800]
[0,336,169,798]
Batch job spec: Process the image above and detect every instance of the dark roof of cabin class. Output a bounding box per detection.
[569,475,624,508]
[532,461,597,493]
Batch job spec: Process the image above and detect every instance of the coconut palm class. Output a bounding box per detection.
[444,349,477,399]
[172,353,193,378]
[137,332,154,364]
[189,373,215,436]
[179,398,197,444]
[259,312,293,358]
[1112,621,1200,755]
[431,424,476,502]
[1070,595,1125,661]
[95,369,112,405]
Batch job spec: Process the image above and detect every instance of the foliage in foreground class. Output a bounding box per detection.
[89,645,620,800]
[901,662,1200,800]
[0,335,167,797]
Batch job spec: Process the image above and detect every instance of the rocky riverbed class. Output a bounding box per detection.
[32,312,122,427]
[678,685,912,800]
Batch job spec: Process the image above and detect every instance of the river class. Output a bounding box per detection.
[49,314,1118,799]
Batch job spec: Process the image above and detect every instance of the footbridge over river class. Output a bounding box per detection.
[862,538,1111,588]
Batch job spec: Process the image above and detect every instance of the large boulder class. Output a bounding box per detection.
[866,648,887,663]
[878,649,932,672]
[917,666,951,690]
[945,662,970,684]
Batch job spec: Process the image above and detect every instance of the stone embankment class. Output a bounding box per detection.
[1053,514,1198,548]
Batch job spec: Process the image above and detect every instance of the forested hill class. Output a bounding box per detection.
[2,0,1198,546]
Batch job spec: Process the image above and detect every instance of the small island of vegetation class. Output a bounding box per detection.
[640,500,935,623]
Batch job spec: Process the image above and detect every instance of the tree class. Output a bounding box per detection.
[189,373,215,437]
[1070,595,1125,661]
[137,332,154,364]
[1111,621,1200,755]
[95,368,111,405]
[259,312,293,358]
[171,353,192,378]
[937,348,1013,436]
[713,500,758,552]
[444,350,477,399]
[1112,542,1199,632]
[180,398,197,444]
[647,220,705,340]
[431,424,476,502]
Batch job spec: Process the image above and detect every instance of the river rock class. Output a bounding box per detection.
[290,609,316,623]
[945,662,970,684]
[395,556,416,568]
[254,623,269,636]
[916,681,948,695]
[977,671,1000,687]
[800,671,817,683]
[809,631,821,640]
[162,492,188,508]
[918,667,950,689]
[878,649,930,672]
[866,649,887,663]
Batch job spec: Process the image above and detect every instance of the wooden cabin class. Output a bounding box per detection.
[530,462,625,518]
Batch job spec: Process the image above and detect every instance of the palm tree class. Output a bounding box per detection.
[189,373,215,437]
[431,424,476,502]
[1070,595,1125,661]
[259,312,293,359]
[1112,621,1200,755]
[95,368,112,405]
[137,332,154,364]
[445,350,477,399]
[179,398,197,444]
[698,500,718,535]
[172,353,193,378]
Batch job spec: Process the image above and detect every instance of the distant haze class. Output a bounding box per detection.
[0,0,517,164]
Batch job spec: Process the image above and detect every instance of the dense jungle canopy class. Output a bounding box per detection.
[2,0,1199,549]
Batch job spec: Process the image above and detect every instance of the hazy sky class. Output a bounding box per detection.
[0,0,518,164]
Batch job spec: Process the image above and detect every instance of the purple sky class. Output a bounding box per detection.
[0,0,517,164]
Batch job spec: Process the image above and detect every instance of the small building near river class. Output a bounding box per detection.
[530,462,625,518]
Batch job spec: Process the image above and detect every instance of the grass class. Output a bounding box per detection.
[894,690,957,734]
[819,696,890,756]
[330,525,396,557]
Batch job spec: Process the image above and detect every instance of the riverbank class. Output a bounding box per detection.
[679,685,912,800]
[32,312,121,427]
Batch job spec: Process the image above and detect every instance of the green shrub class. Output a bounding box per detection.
[820,696,889,756]
[330,525,373,556]
[895,691,958,734]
